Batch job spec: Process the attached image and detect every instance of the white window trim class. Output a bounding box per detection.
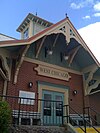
[19,91,35,105]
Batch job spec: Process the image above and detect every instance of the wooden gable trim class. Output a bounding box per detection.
[0,48,11,81]
[0,17,99,67]
[82,64,99,95]
[35,36,47,58]
[0,68,7,80]
[52,33,60,47]
[24,57,82,75]
[14,45,30,84]
[68,45,81,66]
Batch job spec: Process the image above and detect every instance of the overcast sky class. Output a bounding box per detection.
[0,0,100,62]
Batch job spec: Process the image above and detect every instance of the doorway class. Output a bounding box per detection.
[42,90,64,125]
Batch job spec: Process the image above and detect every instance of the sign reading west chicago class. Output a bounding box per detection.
[35,65,71,81]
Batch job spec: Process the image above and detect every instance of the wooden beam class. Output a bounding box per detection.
[0,68,7,80]
[81,64,98,73]
[68,45,81,65]
[35,36,47,58]
[28,18,31,21]
[45,23,48,27]
[0,49,11,81]
[83,66,98,95]
[14,45,30,84]
[53,34,59,47]
[36,19,39,23]
[41,21,44,25]
[88,79,100,94]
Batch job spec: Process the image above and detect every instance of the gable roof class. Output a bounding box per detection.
[0,17,67,47]
[0,16,100,67]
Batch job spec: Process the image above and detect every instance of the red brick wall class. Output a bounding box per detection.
[7,61,38,98]
[85,93,100,124]
[89,92,100,112]
[7,61,84,113]
[68,73,84,114]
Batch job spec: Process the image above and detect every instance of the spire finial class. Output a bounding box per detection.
[36,12,37,16]
[65,13,68,18]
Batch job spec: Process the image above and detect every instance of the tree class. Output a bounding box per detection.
[0,101,12,133]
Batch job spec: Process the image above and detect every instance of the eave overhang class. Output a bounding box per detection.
[0,16,100,68]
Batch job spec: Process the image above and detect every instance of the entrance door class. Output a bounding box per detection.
[42,90,64,125]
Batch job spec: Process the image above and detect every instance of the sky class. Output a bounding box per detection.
[0,0,100,62]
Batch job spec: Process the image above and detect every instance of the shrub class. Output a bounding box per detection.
[0,101,12,133]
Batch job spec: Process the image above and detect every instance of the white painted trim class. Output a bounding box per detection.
[3,80,7,96]
[89,90,100,95]
[0,49,11,80]
[88,79,100,94]
[83,65,99,95]
[24,57,82,75]
[14,45,30,84]
[35,64,71,81]
[0,68,7,80]
[35,36,47,58]
[81,64,98,73]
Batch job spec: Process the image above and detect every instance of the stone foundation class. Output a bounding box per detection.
[9,126,67,133]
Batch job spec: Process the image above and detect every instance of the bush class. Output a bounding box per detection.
[0,101,12,133]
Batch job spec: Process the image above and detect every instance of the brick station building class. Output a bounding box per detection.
[0,13,100,125]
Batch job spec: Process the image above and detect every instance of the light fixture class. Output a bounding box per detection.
[73,90,77,95]
[28,82,33,88]
[60,52,69,62]
[45,47,53,57]
[63,54,69,60]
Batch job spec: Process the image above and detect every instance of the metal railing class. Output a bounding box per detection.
[1,95,100,132]
[84,107,100,126]
[0,95,63,126]
[63,105,87,133]
[63,105,100,133]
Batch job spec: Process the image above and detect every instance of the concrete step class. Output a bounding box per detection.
[75,127,100,133]
[9,126,70,133]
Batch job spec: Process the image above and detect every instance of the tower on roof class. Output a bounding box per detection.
[16,13,53,39]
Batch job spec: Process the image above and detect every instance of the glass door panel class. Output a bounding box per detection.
[42,91,53,125]
[44,94,51,116]
[54,93,63,125]
[55,95,63,116]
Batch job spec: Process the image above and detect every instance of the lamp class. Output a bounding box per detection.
[60,52,69,62]
[45,47,53,57]
[63,54,69,60]
[47,49,53,55]
[73,90,77,95]
[28,82,33,88]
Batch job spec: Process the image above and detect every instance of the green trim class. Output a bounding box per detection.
[37,81,69,90]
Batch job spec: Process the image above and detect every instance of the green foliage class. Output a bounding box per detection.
[0,101,12,133]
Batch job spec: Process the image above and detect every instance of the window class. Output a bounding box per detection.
[19,91,35,105]
[24,28,29,39]
[44,94,51,116]
[55,95,62,116]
